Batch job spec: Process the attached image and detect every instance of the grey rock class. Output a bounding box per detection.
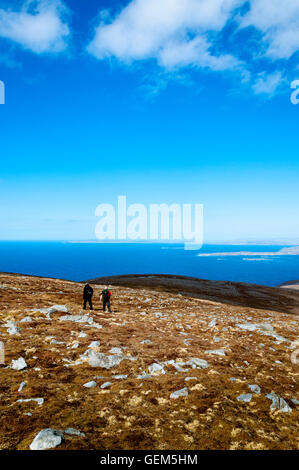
[88,341,100,349]
[83,381,97,388]
[189,358,209,369]
[204,349,226,356]
[64,428,85,437]
[237,393,252,403]
[20,316,33,323]
[109,347,123,354]
[137,373,153,380]
[248,384,261,394]
[60,315,93,324]
[101,381,112,389]
[291,398,299,405]
[11,357,27,370]
[140,339,152,344]
[18,381,27,392]
[148,363,165,375]
[113,375,128,380]
[170,387,189,399]
[84,350,125,369]
[30,428,64,450]
[78,331,87,338]
[8,325,21,335]
[266,392,292,413]
[17,398,44,406]
[185,377,197,381]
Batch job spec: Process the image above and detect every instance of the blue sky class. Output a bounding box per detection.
[0,0,299,242]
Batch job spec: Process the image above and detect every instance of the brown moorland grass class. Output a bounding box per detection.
[0,272,298,450]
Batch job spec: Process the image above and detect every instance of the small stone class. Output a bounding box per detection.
[237,393,252,403]
[266,392,292,413]
[101,381,112,389]
[20,316,33,323]
[17,398,44,406]
[64,428,85,437]
[248,384,261,394]
[109,347,123,354]
[88,341,100,349]
[78,331,87,338]
[185,377,197,381]
[18,381,27,392]
[8,325,21,335]
[148,363,165,375]
[113,375,128,380]
[205,349,226,356]
[170,387,189,399]
[11,357,27,370]
[30,428,64,450]
[83,381,97,388]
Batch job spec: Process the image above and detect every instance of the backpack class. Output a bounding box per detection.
[102,289,110,300]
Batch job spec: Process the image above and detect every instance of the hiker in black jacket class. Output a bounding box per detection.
[83,283,93,310]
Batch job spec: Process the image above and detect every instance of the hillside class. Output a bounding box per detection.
[279,280,299,291]
[0,272,298,450]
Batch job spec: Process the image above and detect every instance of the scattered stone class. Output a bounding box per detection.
[204,349,226,356]
[20,316,33,323]
[30,429,64,450]
[18,381,27,392]
[148,363,165,375]
[209,319,217,328]
[237,394,252,403]
[64,428,85,437]
[101,382,112,389]
[60,315,93,324]
[50,339,64,345]
[109,347,123,354]
[17,398,44,406]
[137,373,152,380]
[89,341,100,349]
[189,358,209,369]
[185,377,197,381]
[291,398,299,405]
[248,384,261,394]
[266,393,292,413]
[7,325,21,335]
[11,357,27,370]
[83,381,97,388]
[170,387,189,399]
[84,350,125,369]
[78,331,87,338]
[140,339,152,344]
[113,375,128,380]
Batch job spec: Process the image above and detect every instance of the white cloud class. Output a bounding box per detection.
[87,0,299,97]
[240,0,299,59]
[0,0,70,54]
[252,71,284,96]
[87,0,243,71]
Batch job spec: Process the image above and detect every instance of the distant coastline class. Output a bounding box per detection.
[197,246,299,257]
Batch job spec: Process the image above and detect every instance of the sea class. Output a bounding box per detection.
[0,242,298,287]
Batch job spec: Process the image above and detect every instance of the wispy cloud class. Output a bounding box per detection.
[87,0,299,97]
[0,0,70,54]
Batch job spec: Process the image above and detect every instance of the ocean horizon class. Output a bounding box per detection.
[0,241,298,287]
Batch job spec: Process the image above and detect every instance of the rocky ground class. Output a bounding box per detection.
[0,273,298,450]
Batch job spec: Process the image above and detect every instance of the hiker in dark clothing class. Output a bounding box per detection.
[83,283,93,310]
[100,286,112,313]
